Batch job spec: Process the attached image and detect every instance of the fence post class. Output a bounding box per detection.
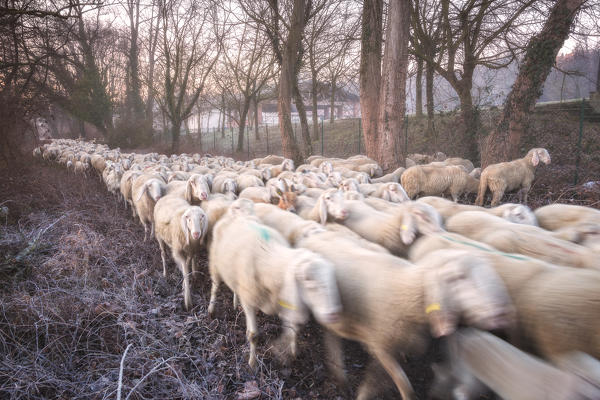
[266,124,269,154]
[574,98,585,185]
[358,118,362,154]
[321,118,324,155]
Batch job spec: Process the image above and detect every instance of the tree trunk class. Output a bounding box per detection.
[237,98,251,152]
[253,96,260,140]
[220,93,226,138]
[481,0,585,167]
[415,57,423,117]
[376,0,410,171]
[277,0,304,163]
[425,60,435,140]
[171,119,181,154]
[329,78,336,124]
[311,78,320,140]
[360,0,383,161]
[456,81,478,161]
[596,49,600,93]
[293,80,313,156]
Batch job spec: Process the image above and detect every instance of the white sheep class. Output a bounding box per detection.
[370,166,406,183]
[534,203,600,231]
[431,329,600,400]
[297,189,349,224]
[336,200,444,256]
[445,210,598,270]
[410,234,600,365]
[293,237,513,400]
[153,195,208,310]
[131,174,166,241]
[208,198,341,368]
[120,170,142,216]
[401,164,479,201]
[476,148,551,207]
[418,196,538,225]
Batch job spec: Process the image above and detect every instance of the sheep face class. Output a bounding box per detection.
[384,183,410,203]
[502,205,537,226]
[340,179,360,192]
[327,172,343,186]
[144,179,165,202]
[180,206,208,244]
[186,175,210,202]
[318,190,348,224]
[321,161,334,175]
[261,168,272,181]
[528,148,551,166]
[283,159,295,171]
[293,254,342,325]
[277,191,297,213]
[223,179,237,194]
[343,190,364,201]
[424,252,514,338]
[400,203,444,245]
[355,172,370,184]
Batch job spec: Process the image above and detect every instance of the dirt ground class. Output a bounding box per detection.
[0,157,597,400]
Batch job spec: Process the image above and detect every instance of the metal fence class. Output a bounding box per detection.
[169,97,599,184]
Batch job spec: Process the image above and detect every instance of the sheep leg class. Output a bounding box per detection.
[490,189,505,207]
[142,223,148,242]
[207,275,221,318]
[370,347,414,400]
[175,254,192,311]
[157,239,168,277]
[324,331,348,385]
[232,293,238,309]
[150,222,154,238]
[241,300,259,371]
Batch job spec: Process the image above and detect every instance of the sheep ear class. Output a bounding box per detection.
[180,213,190,245]
[185,180,194,203]
[423,268,456,338]
[318,197,328,225]
[135,183,147,202]
[400,213,417,244]
[531,151,539,166]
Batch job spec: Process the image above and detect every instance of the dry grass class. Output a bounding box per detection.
[1,160,414,400]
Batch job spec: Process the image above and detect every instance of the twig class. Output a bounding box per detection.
[125,356,179,400]
[116,343,132,400]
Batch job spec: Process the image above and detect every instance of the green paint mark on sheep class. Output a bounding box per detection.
[250,223,271,242]
[441,235,530,261]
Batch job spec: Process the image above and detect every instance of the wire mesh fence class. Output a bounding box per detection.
[168,97,599,184]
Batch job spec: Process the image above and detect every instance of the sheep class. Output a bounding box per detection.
[268,159,295,177]
[476,147,551,207]
[153,195,208,311]
[534,203,600,231]
[336,200,444,256]
[239,186,272,204]
[165,174,211,204]
[409,234,600,365]
[207,198,341,369]
[120,170,142,216]
[430,329,600,400]
[90,154,107,174]
[258,154,285,165]
[132,174,167,241]
[401,164,479,201]
[429,157,474,172]
[292,240,512,400]
[371,166,406,183]
[212,176,237,195]
[297,189,349,224]
[418,196,538,225]
[356,163,383,178]
[445,210,598,270]
[236,173,264,192]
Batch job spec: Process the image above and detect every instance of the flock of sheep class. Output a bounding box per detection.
[34,139,600,400]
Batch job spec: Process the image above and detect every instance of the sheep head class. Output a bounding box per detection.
[422,250,514,338]
[185,174,210,203]
[343,190,364,201]
[501,204,537,226]
[399,202,444,245]
[180,206,208,245]
[317,189,348,225]
[528,148,551,166]
[383,183,410,203]
[281,251,341,326]
[340,178,360,192]
[276,190,297,213]
[222,178,238,195]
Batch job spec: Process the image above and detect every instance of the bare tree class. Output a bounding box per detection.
[482,0,586,166]
[156,0,221,153]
